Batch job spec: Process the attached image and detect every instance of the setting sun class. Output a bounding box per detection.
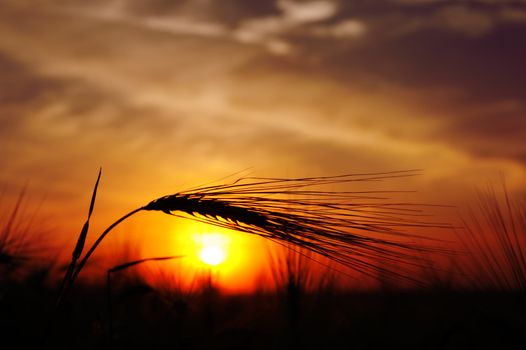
[193,232,229,267]
[4,0,526,347]
[199,245,225,266]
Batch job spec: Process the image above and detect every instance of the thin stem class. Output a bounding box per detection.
[56,207,145,308]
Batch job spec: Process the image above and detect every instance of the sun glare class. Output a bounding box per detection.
[194,232,228,267]
[177,229,261,292]
[199,245,225,266]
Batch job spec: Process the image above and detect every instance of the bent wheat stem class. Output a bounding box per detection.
[59,170,449,305]
[58,207,144,307]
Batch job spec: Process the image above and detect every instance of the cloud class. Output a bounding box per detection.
[1,0,526,221]
[59,0,281,27]
[500,8,526,22]
[277,0,338,23]
[311,19,367,38]
[431,100,526,164]
[0,47,196,214]
[50,0,526,60]
[141,16,227,37]
[386,4,525,37]
[433,5,495,36]
[231,0,340,54]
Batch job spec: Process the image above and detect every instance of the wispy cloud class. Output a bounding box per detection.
[1,0,525,230]
[278,0,338,23]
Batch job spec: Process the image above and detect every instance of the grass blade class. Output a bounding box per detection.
[56,167,102,308]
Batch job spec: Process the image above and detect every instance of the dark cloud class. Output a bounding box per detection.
[63,0,280,26]
[190,0,280,26]
[0,52,61,130]
[312,22,526,164]
[315,25,526,101]
[226,2,526,168]
[0,0,525,210]
[433,101,526,164]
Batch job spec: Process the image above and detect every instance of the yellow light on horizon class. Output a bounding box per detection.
[168,228,265,292]
[199,245,225,266]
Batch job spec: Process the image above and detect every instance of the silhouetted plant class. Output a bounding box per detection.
[0,187,48,281]
[56,168,101,306]
[58,169,449,306]
[106,255,184,339]
[268,244,313,331]
[457,183,526,291]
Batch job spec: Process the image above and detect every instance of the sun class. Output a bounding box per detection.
[199,245,225,266]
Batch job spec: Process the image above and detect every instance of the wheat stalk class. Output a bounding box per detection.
[56,168,101,307]
[457,182,526,291]
[58,170,449,305]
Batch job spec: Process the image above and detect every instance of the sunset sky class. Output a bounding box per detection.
[1,0,525,292]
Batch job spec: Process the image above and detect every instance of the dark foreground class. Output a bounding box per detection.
[1,276,525,350]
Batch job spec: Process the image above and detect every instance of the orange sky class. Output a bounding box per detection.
[1,0,526,293]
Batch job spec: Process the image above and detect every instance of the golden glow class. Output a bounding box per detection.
[199,245,225,266]
[164,226,271,293]
[193,232,229,267]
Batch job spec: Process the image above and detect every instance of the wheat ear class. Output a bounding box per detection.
[61,170,449,304]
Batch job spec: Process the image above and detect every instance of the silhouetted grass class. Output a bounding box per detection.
[0,188,32,272]
[268,244,313,331]
[56,168,101,307]
[457,183,526,291]
[0,187,50,281]
[1,182,525,349]
[107,255,184,340]
[60,169,450,305]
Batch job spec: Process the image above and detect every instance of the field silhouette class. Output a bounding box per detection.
[1,171,525,349]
